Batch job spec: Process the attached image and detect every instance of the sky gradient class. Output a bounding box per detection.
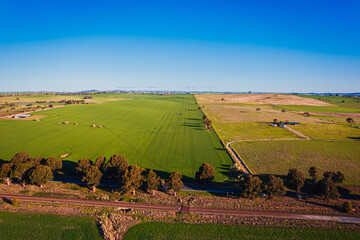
[0,0,359,92]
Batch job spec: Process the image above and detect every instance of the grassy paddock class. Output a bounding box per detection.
[0,94,232,181]
[123,221,360,240]
[277,105,360,113]
[0,211,102,240]
[232,141,360,185]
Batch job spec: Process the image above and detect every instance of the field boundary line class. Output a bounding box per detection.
[284,125,311,140]
[226,141,252,174]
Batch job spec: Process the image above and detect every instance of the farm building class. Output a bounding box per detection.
[12,114,31,119]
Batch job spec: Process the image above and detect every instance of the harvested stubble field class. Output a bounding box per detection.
[0,94,232,180]
[0,211,102,240]
[124,221,360,240]
[195,93,333,106]
[232,141,360,185]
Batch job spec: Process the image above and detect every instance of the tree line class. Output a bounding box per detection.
[0,152,346,201]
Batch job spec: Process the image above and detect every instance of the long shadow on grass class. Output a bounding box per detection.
[347,137,360,140]
[61,160,77,176]
[181,124,204,130]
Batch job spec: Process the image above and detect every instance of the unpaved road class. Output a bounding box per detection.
[1,193,359,224]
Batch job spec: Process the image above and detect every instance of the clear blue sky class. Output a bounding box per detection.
[0,0,359,92]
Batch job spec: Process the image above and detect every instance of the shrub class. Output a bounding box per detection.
[11,198,19,206]
[342,201,353,213]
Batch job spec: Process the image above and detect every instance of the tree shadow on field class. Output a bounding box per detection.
[0,158,7,165]
[347,137,360,140]
[61,160,77,176]
[181,124,204,130]
[338,186,360,200]
[185,118,202,121]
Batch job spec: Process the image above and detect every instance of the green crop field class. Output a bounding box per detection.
[0,211,102,240]
[123,222,360,240]
[0,94,232,181]
[232,141,360,185]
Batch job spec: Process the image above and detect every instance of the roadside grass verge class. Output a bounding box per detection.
[232,141,360,185]
[0,211,102,240]
[123,221,360,240]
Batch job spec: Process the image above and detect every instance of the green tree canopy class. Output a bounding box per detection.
[165,172,183,196]
[262,175,286,198]
[0,163,12,180]
[75,158,93,176]
[11,152,31,165]
[82,165,103,192]
[43,156,62,172]
[105,154,129,180]
[94,156,106,172]
[145,169,160,194]
[195,163,215,184]
[286,168,305,193]
[28,165,53,186]
[240,175,262,199]
[120,165,144,194]
[10,162,34,182]
[308,166,318,183]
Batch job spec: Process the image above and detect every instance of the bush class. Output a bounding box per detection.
[342,201,353,213]
[11,198,19,206]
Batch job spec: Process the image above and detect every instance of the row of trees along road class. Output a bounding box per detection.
[0,153,346,201]
[0,152,62,187]
[75,154,184,195]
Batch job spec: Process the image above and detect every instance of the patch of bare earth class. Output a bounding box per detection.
[196,94,333,106]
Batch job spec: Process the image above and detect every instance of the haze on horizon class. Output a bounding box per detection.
[0,0,359,93]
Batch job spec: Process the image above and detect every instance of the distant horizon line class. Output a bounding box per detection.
[1,90,359,96]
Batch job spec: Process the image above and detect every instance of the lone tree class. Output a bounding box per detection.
[346,117,355,127]
[195,163,215,184]
[120,165,144,195]
[240,175,262,199]
[145,169,160,195]
[308,166,318,184]
[82,166,103,192]
[27,165,53,187]
[0,163,12,185]
[262,175,286,198]
[75,158,93,176]
[165,172,183,197]
[43,156,62,172]
[318,171,345,200]
[105,154,129,180]
[286,168,305,193]
[11,152,31,165]
[94,156,106,172]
